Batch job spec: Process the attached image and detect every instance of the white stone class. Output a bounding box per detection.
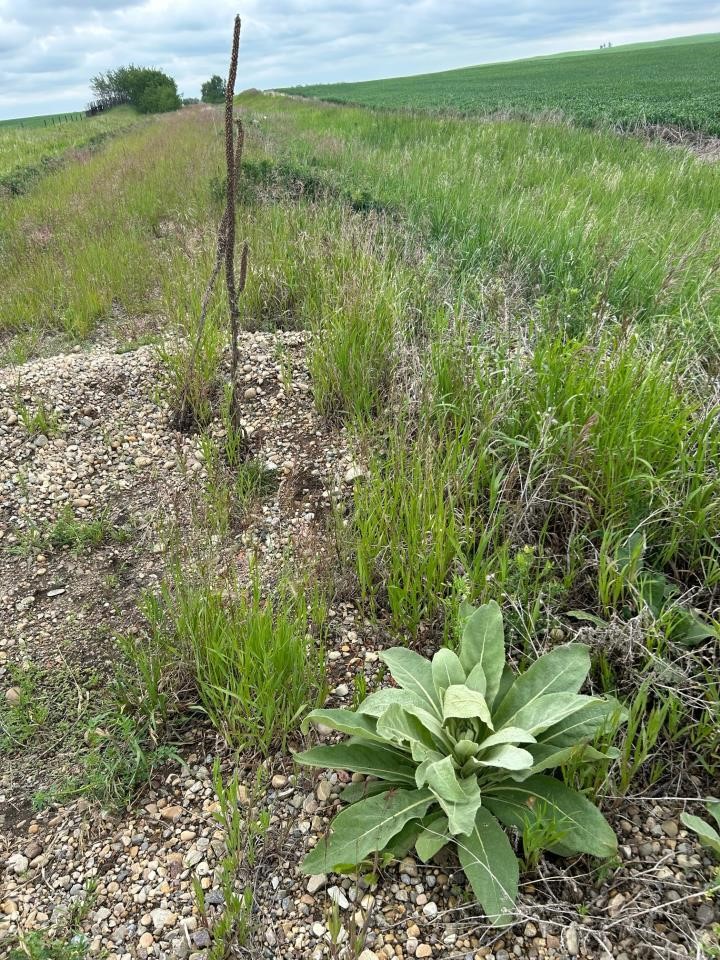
[306,874,327,895]
[7,853,28,875]
[327,886,349,909]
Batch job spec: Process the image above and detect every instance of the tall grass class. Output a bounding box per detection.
[0,106,138,191]
[0,109,224,344]
[238,94,720,361]
[351,327,720,633]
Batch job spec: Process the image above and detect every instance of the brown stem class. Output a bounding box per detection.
[224,16,242,413]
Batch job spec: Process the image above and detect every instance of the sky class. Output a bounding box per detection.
[1,0,719,120]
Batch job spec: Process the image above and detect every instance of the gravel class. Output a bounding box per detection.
[1,335,718,959]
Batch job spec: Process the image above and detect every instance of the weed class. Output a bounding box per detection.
[120,565,327,755]
[197,419,277,534]
[0,664,49,752]
[158,299,224,432]
[15,394,60,437]
[46,507,128,553]
[521,804,570,871]
[274,341,294,395]
[7,932,88,960]
[565,684,680,796]
[193,761,264,956]
[32,710,179,810]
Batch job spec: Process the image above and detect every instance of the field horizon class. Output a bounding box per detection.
[281,30,720,134]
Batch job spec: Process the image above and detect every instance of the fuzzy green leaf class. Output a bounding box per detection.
[416,813,450,862]
[504,693,595,736]
[432,648,466,697]
[356,687,426,718]
[443,684,494,728]
[465,662,487,696]
[385,818,424,859]
[376,704,438,752]
[705,799,720,831]
[418,755,482,836]
[493,644,591,727]
[478,744,534,771]
[459,600,506,707]
[380,648,441,716]
[680,812,720,856]
[295,742,416,785]
[485,774,617,858]
[479,727,537,750]
[302,788,434,874]
[454,738,482,763]
[525,742,618,776]
[341,780,389,804]
[301,708,385,742]
[456,808,519,926]
[536,697,623,748]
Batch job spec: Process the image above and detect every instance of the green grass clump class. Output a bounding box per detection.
[46,507,129,553]
[125,572,327,755]
[8,932,88,960]
[282,33,720,134]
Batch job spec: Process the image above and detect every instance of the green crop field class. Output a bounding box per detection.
[281,33,720,134]
[0,105,138,194]
[0,110,86,129]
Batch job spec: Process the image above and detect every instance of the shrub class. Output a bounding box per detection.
[90,65,181,115]
[297,600,624,925]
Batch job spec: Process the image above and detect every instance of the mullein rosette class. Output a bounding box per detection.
[296,601,625,925]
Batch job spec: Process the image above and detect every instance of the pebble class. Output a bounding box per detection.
[307,874,327,894]
[565,924,579,956]
[327,886,349,909]
[7,853,29,875]
[150,907,176,931]
[316,780,332,802]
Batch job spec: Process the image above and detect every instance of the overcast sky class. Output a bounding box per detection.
[1,0,719,120]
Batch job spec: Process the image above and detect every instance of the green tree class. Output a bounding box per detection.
[90,65,181,114]
[201,75,227,104]
[137,80,182,114]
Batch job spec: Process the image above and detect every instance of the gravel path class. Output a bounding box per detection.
[1,337,717,960]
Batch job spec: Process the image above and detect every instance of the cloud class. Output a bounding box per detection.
[0,0,719,118]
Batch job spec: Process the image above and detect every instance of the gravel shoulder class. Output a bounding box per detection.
[1,337,718,960]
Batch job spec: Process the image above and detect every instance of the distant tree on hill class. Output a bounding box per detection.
[90,65,181,114]
[201,75,227,104]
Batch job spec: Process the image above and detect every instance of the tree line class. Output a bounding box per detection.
[88,66,232,116]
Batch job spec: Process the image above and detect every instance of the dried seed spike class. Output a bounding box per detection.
[238,243,249,293]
